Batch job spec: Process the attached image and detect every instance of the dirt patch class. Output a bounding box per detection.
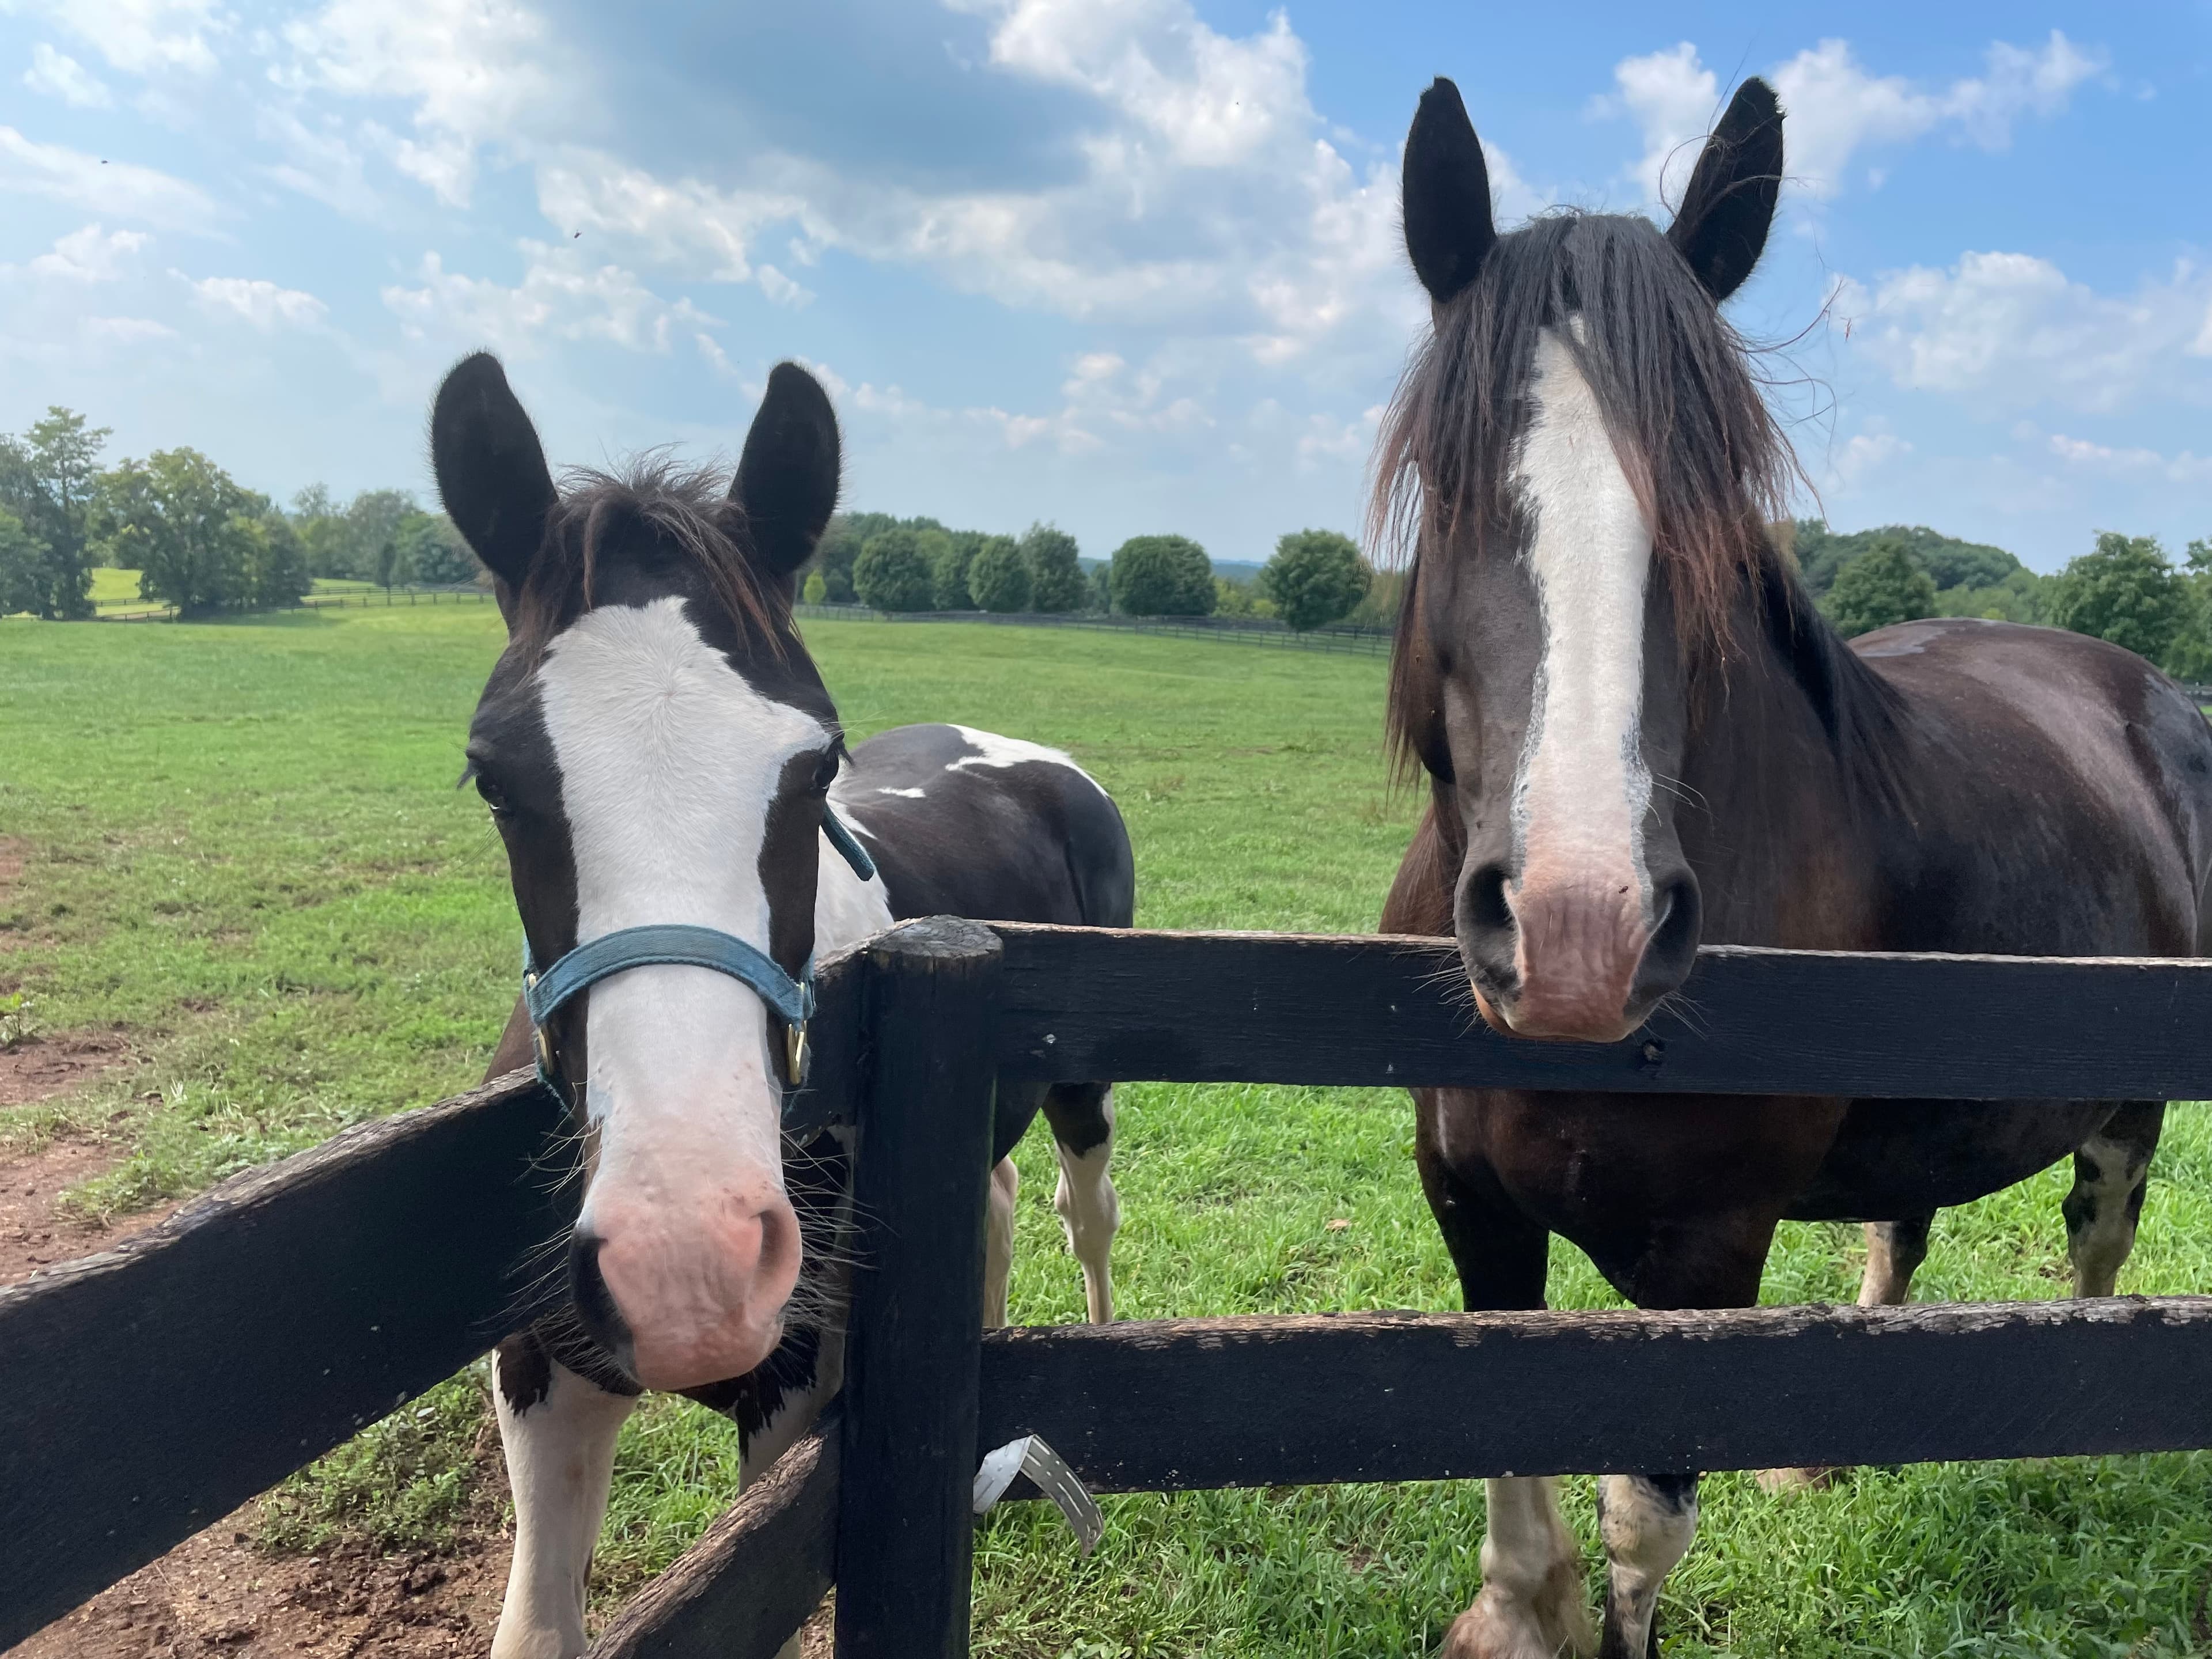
[0,1031,132,1108]
[5,1501,512,1659]
[0,1135,180,1286]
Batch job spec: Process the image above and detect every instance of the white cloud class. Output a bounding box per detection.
[1824,430,1911,489]
[0,126,224,232]
[26,0,222,77]
[24,43,113,107]
[972,0,1309,169]
[253,105,382,218]
[380,243,721,358]
[83,314,175,342]
[1604,32,2101,206]
[1834,252,2212,413]
[278,0,571,207]
[2046,433,2212,484]
[28,223,149,282]
[185,273,329,331]
[516,0,1418,367]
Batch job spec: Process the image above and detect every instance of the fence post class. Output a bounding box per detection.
[835,917,1002,1659]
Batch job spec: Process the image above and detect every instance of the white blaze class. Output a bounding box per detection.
[1509,324,1656,907]
[536,596,839,1207]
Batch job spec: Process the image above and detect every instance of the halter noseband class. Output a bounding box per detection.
[522,804,878,1115]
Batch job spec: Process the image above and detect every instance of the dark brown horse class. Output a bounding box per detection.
[1377,77,2212,1658]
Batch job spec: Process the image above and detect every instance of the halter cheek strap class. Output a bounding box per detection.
[522,804,878,1112]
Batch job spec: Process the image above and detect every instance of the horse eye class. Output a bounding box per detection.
[812,749,840,791]
[475,773,512,816]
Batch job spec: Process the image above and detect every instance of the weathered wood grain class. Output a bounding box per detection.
[976,1298,2212,1493]
[834,919,1002,1659]
[990,925,2212,1097]
[587,1410,839,1659]
[0,1071,569,1650]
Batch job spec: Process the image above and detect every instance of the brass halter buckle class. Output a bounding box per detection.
[783,1020,811,1089]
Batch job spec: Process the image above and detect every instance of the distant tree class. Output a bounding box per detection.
[967,535,1032,613]
[921,527,971,611]
[0,409,108,618]
[96,449,260,616]
[1091,562,1113,612]
[1262,528,1370,631]
[346,488,418,590]
[1794,519,2020,600]
[1211,575,1271,619]
[1824,536,1938,638]
[395,511,478,585]
[18,408,107,618]
[811,512,891,604]
[1020,523,1086,613]
[236,509,311,609]
[801,569,828,605]
[0,507,48,617]
[291,484,348,579]
[1110,535,1215,616]
[2051,532,2191,669]
[1344,566,1407,629]
[854,527,934,612]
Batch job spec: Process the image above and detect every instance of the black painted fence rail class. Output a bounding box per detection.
[10,921,2212,1656]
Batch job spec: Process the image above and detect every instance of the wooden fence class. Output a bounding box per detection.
[5,922,2211,1655]
[796,602,1393,656]
[95,585,497,622]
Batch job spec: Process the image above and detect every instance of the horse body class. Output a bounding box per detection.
[1378,74,2212,1658]
[432,355,1131,1659]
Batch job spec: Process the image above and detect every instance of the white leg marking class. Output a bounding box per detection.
[984,1156,1018,1330]
[1051,1099,1120,1324]
[1857,1217,1930,1308]
[1509,323,1656,918]
[1599,1474,1698,1658]
[1442,1475,1594,1659]
[2069,1130,2153,1298]
[491,1354,637,1659]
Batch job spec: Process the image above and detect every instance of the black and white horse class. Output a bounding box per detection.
[433,353,1134,1659]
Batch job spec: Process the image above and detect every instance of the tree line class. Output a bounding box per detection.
[0,406,480,620]
[1801,519,2212,680]
[812,516,1389,632]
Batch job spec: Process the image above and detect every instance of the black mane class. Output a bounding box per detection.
[509,456,791,664]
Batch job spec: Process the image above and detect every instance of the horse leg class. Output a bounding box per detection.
[2065,1101,2163,1297]
[1596,1473,1698,1659]
[1590,1214,1772,1658]
[1426,1120,1594,1659]
[490,1329,638,1659]
[1857,1214,1933,1306]
[984,1156,1019,1329]
[1759,1214,1935,1494]
[1043,1081,1120,1323]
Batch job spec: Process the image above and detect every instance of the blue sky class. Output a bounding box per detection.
[1,1,2206,571]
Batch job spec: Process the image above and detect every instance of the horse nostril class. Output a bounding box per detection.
[1462,862,1513,934]
[567,1229,634,1366]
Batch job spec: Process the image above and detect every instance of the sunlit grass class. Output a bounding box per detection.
[5,606,2210,1654]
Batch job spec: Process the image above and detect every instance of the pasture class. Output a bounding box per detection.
[3,605,2211,1656]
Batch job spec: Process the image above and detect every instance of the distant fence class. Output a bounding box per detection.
[96,585,497,623]
[797,603,1392,656]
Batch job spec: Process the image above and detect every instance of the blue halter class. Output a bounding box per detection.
[523,804,878,1109]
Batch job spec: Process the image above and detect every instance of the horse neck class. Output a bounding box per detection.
[1672,590,1914,949]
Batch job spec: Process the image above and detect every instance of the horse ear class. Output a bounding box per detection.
[1403,77,1496,305]
[733,362,841,581]
[430,353,555,590]
[1667,78,1784,302]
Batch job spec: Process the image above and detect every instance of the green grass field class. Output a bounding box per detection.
[81,568,391,618]
[3,605,2210,1656]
